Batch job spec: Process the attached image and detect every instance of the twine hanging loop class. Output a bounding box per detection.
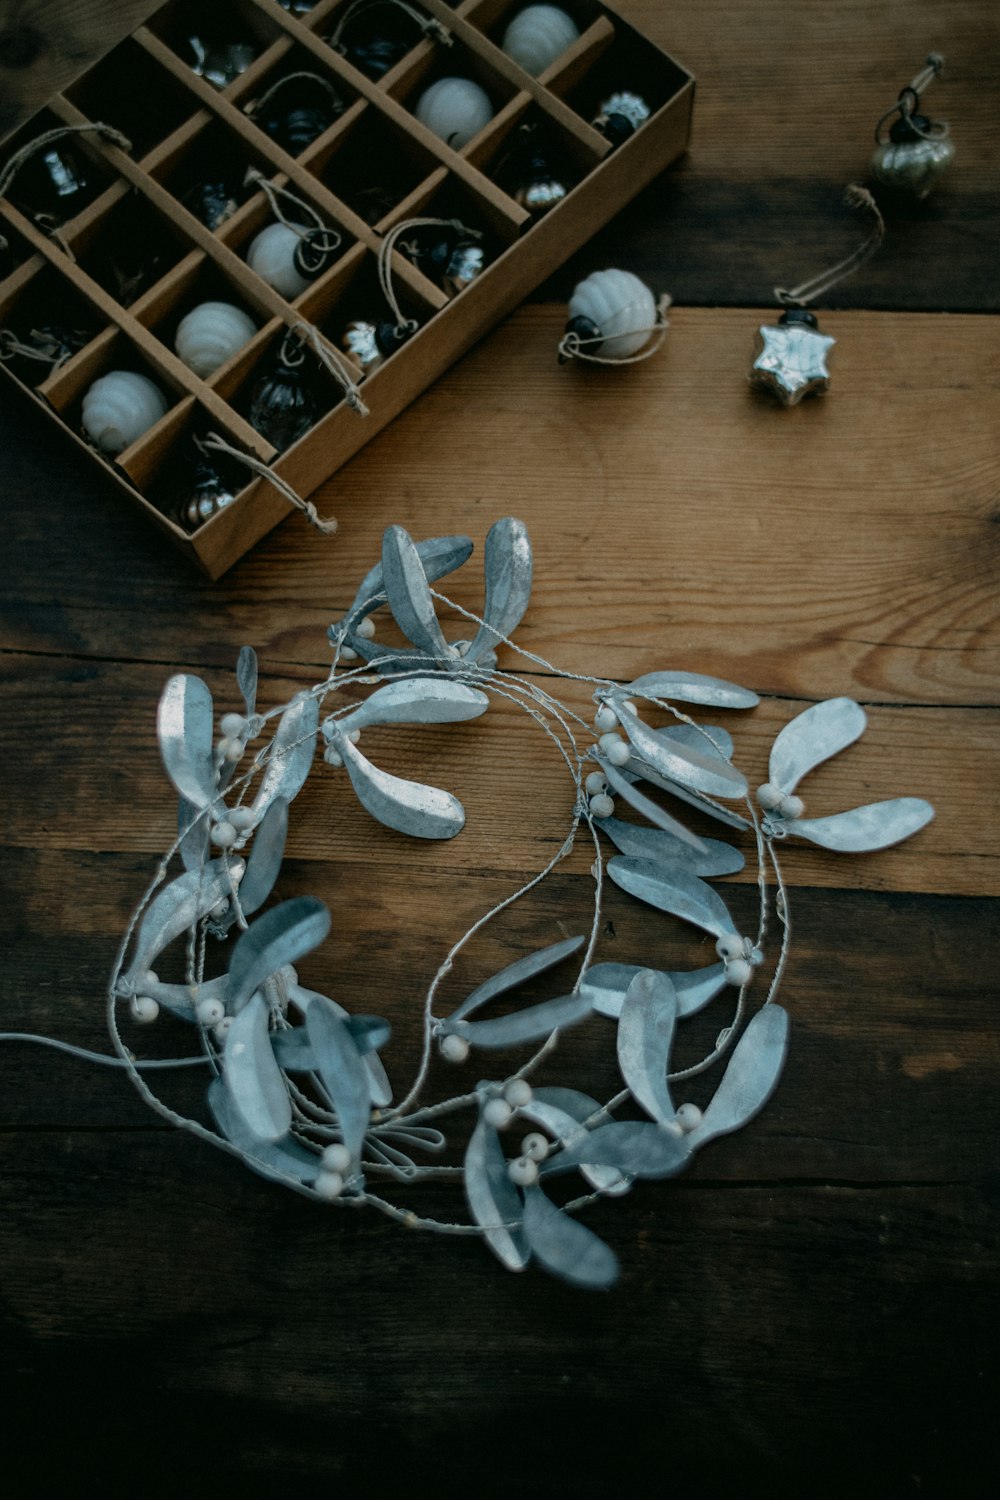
[774,185,885,308]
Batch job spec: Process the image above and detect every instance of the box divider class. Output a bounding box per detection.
[538,17,617,97]
[419,0,610,155]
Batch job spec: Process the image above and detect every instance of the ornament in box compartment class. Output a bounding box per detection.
[395,218,485,296]
[870,54,953,199]
[247,222,339,298]
[592,91,650,149]
[501,6,580,77]
[499,122,570,215]
[176,453,237,530]
[175,302,258,378]
[189,35,257,90]
[327,0,451,82]
[340,319,413,377]
[0,322,91,379]
[6,142,89,226]
[414,77,494,149]
[250,73,346,156]
[81,370,169,455]
[249,341,318,452]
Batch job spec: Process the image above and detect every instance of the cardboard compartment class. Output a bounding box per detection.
[316,0,444,84]
[64,38,200,158]
[221,180,357,306]
[0,0,694,575]
[0,262,105,388]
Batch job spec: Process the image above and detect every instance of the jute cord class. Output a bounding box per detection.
[247,71,345,122]
[775,185,885,307]
[243,167,343,259]
[874,53,947,144]
[200,431,338,535]
[0,123,132,257]
[376,217,479,333]
[288,320,370,416]
[327,0,452,53]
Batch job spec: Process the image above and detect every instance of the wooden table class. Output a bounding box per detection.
[1,2,997,1494]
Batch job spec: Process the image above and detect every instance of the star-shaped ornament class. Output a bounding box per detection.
[750,309,835,407]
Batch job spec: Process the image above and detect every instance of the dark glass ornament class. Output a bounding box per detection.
[249,359,318,451]
[345,34,411,80]
[178,460,236,530]
[591,92,651,150]
[184,177,241,231]
[401,231,484,295]
[341,319,414,375]
[257,79,343,156]
[16,146,89,224]
[513,153,567,214]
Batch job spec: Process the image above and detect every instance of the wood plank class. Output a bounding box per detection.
[0,1134,994,1493]
[1,307,996,710]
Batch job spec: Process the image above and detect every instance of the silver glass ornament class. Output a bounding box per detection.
[189,35,257,90]
[871,113,954,199]
[749,308,836,406]
[248,356,318,450]
[592,90,651,148]
[178,460,236,530]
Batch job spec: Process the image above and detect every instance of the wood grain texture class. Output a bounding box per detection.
[0,1,997,1492]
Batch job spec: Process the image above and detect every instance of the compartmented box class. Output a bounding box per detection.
[0,0,693,576]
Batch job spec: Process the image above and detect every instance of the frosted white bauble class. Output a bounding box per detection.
[175,300,258,377]
[81,370,169,455]
[501,5,579,77]
[414,77,494,149]
[567,268,656,358]
[246,222,311,298]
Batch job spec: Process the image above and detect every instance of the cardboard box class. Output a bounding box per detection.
[0,0,693,576]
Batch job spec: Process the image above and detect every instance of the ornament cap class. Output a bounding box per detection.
[778,308,820,330]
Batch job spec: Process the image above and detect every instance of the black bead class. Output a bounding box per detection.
[374,321,414,357]
[597,112,635,149]
[565,314,603,349]
[889,111,934,144]
[778,309,820,330]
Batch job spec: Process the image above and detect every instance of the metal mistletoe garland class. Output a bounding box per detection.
[87,519,933,1288]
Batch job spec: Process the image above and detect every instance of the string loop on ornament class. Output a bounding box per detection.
[0,122,132,256]
[243,167,343,260]
[557,293,672,366]
[198,431,339,535]
[246,71,345,124]
[374,218,470,335]
[774,185,884,307]
[0,328,72,368]
[327,0,453,54]
[874,53,948,144]
[283,320,370,415]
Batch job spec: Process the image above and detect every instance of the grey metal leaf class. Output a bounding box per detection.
[157,673,216,809]
[788,798,935,852]
[445,935,585,1026]
[236,646,258,719]
[177,796,210,871]
[595,814,744,877]
[654,723,735,760]
[302,993,372,1167]
[126,858,239,982]
[237,797,289,916]
[769,697,866,794]
[341,677,489,731]
[208,1077,318,1186]
[520,1088,627,1195]
[252,692,318,818]
[613,702,748,799]
[344,532,474,626]
[541,1119,691,1180]
[465,516,533,661]
[222,991,292,1141]
[464,1110,529,1271]
[622,755,752,832]
[607,856,739,940]
[686,1005,790,1150]
[228,897,331,1015]
[286,983,392,1106]
[339,736,466,839]
[443,991,593,1049]
[616,970,678,1124]
[346,1014,392,1053]
[582,961,728,1020]
[625,670,760,710]
[140,972,230,1023]
[522,1185,619,1289]
[381,524,451,658]
[597,755,708,850]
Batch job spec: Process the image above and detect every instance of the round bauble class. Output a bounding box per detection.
[566,269,657,358]
[870,119,955,199]
[81,370,169,455]
[414,77,494,149]
[501,6,579,77]
[175,301,258,377]
[246,223,311,299]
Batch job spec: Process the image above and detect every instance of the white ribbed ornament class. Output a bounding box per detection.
[175,301,258,377]
[81,370,169,455]
[501,6,579,77]
[414,77,493,148]
[567,269,657,358]
[246,223,311,298]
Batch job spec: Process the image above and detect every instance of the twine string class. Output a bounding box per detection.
[376,218,470,334]
[247,71,345,123]
[558,293,672,365]
[775,185,885,307]
[200,431,339,534]
[874,53,947,144]
[289,319,370,416]
[327,0,453,53]
[243,167,343,260]
[0,122,132,258]
[0,327,73,368]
